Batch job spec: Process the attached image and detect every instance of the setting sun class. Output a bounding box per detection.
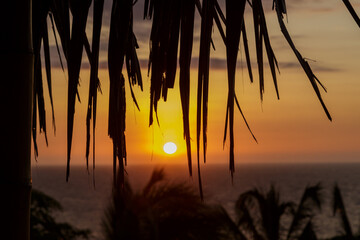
[163,142,177,155]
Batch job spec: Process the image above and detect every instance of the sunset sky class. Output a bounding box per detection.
[33,0,360,168]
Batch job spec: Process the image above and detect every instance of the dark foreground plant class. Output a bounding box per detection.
[31,189,91,240]
[235,184,322,240]
[102,168,240,240]
[330,183,360,240]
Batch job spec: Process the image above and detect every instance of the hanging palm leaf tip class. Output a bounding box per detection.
[145,0,181,126]
[342,0,360,28]
[197,0,214,167]
[86,0,104,185]
[144,0,195,177]
[218,0,257,181]
[32,0,56,159]
[108,0,143,186]
[273,0,332,121]
[179,0,196,177]
[252,0,280,101]
[224,0,246,179]
[31,0,72,168]
[65,0,93,181]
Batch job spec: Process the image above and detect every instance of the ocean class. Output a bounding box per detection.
[32,163,360,239]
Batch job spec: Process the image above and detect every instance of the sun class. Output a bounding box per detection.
[163,142,177,154]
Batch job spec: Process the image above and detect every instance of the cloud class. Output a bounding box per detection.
[286,0,338,13]
[279,61,340,72]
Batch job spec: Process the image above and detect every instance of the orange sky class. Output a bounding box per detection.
[32,0,360,168]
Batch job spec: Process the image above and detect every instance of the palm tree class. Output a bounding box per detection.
[1,0,359,238]
[102,168,239,240]
[234,184,322,240]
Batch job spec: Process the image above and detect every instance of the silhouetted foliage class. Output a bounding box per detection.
[102,168,240,240]
[29,0,360,192]
[235,184,322,240]
[330,183,360,240]
[30,189,91,240]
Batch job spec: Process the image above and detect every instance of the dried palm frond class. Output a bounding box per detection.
[146,0,181,126]
[108,0,142,185]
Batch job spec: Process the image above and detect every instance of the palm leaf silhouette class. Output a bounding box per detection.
[32,0,53,158]
[7,0,360,238]
[273,0,332,121]
[342,0,360,28]
[298,221,318,240]
[287,183,322,240]
[333,183,353,238]
[102,168,238,240]
[179,0,195,179]
[108,0,143,185]
[225,0,246,179]
[235,184,321,240]
[85,0,104,183]
[29,0,360,191]
[66,0,92,181]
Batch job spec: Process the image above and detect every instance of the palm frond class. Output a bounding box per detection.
[179,0,196,177]
[225,0,246,179]
[235,190,264,240]
[66,0,92,181]
[298,220,318,240]
[196,0,214,167]
[50,0,70,59]
[252,0,279,101]
[108,0,143,185]
[147,0,181,126]
[86,0,104,182]
[236,186,295,240]
[333,183,353,238]
[287,183,322,240]
[273,0,332,121]
[103,168,234,240]
[29,0,340,198]
[49,13,65,72]
[42,21,56,134]
[32,0,53,158]
[242,20,253,83]
[342,0,360,28]
[235,94,257,143]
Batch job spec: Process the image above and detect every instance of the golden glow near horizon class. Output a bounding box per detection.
[32,1,360,167]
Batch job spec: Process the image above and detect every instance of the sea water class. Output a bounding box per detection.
[32,163,360,239]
